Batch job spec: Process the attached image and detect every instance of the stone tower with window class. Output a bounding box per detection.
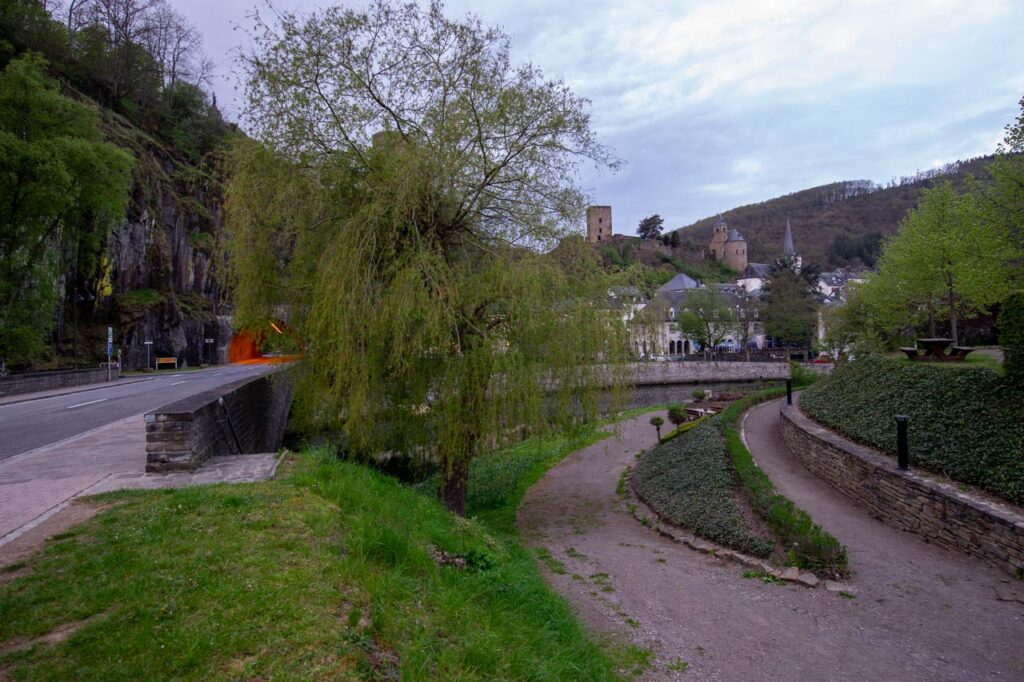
[587,205,612,243]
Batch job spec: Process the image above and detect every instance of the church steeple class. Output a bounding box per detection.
[782,217,795,256]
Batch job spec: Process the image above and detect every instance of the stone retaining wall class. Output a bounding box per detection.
[625,361,789,386]
[0,367,118,397]
[145,369,293,472]
[780,399,1024,576]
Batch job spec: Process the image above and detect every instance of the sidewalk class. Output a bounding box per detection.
[0,413,281,548]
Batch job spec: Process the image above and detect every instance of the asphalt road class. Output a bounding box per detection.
[0,365,276,462]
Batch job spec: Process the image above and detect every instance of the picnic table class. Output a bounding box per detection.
[899,338,974,362]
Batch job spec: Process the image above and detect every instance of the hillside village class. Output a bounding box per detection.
[590,207,866,358]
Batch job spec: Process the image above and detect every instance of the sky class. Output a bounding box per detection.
[174,0,1024,235]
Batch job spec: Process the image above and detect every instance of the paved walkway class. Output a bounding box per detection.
[0,410,280,549]
[517,405,1024,681]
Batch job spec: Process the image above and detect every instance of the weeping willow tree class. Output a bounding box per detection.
[227,0,629,515]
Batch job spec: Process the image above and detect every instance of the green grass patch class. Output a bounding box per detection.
[0,452,621,680]
[718,388,849,578]
[114,288,166,313]
[633,421,775,558]
[801,355,1024,503]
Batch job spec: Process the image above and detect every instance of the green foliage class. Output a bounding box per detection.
[659,415,707,443]
[763,265,817,347]
[868,181,1016,345]
[633,421,775,558]
[637,214,664,240]
[114,288,165,314]
[0,54,132,366]
[692,388,706,400]
[667,403,687,426]
[789,361,821,387]
[0,452,619,679]
[1001,292,1024,385]
[801,356,1024,503]
[676,287,735,354]
[232,2,626,515]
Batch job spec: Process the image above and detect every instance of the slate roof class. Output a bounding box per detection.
[740,263,771,279]
[658,273,700,292]
[726,228,745,243]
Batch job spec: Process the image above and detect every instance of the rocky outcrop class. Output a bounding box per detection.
[98,127,233,370]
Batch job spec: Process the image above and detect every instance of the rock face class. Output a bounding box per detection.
[100,142,233,370]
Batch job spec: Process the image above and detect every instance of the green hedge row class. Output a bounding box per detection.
[801,355,1024,504]
[633,421,775,558]
[717,390,849,578]
[659,415,708,444]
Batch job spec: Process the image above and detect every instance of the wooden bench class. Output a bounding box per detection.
[156,357,178,370]
[899,347,921,360]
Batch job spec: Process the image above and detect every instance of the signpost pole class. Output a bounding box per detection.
[107,326,113,382]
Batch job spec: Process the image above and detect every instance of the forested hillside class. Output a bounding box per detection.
[0,0,232,372]
[673,156,998,268]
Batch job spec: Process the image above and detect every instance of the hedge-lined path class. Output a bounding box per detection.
[517,407,1024,681]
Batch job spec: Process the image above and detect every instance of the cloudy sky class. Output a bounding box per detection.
[174,0,1024,235]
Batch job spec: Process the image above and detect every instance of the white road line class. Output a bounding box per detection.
[170,380,188,386]
[66,398,107,409]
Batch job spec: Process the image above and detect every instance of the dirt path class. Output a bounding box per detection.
[517,405,1024,681]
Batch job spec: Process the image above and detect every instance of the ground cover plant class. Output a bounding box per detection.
[801,355,1024,503]
[633,420,775,558]
[0,451,622,680]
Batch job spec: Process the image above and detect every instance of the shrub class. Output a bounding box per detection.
[789,361,820,388]
[667,403,687,426]
[1001,291,1024,386]
[633,421,774,558]
[801,356,1024,503]
[659,415,707,443]
[692,389,706,401]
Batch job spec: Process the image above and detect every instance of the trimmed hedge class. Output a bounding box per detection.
[633,421,775,558]
[801,355,1024,504]
[717,390,849,578]
[1001,291,1024,386]
[659,415,708,443]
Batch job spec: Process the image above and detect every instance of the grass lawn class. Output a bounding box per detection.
[0,424,644,680]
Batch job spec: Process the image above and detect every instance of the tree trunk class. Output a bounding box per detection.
[947,276,959,346]
[439,452,470,517]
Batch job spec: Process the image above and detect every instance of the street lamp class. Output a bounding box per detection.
[143,340,153,370]
[204,338,214,366]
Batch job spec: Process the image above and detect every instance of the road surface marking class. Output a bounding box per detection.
[66,398,107,409]
[171,380,188,386]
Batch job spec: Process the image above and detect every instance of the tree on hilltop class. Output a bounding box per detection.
[228,0,628,515]
[637,214,664,239]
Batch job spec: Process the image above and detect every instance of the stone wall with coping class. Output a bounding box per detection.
[0,367,118,397]
[145,368,293,472]
[780,399,1024,576]
[625,361,789,386]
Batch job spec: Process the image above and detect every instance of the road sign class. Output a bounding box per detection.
[107,327,113,380]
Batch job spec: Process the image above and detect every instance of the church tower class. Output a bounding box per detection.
[587,206,612,243]
[709,214,729,260]
[781,217,802,272]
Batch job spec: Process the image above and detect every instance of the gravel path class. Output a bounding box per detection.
[517,404,1024,681]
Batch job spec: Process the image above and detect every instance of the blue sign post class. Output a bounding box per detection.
[107,326,113,381]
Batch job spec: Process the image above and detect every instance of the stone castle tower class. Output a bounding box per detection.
[708,215,748,271]
[587,205,611,243]
[709,215,728,260]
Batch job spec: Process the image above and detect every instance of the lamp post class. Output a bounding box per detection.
[143,340,153,370]
[204,338,214,366]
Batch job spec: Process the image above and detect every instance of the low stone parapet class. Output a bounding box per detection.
[624,361,789,386]
[0,367,118,397]
[145,368,293,472]
[781,398,1024,576]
